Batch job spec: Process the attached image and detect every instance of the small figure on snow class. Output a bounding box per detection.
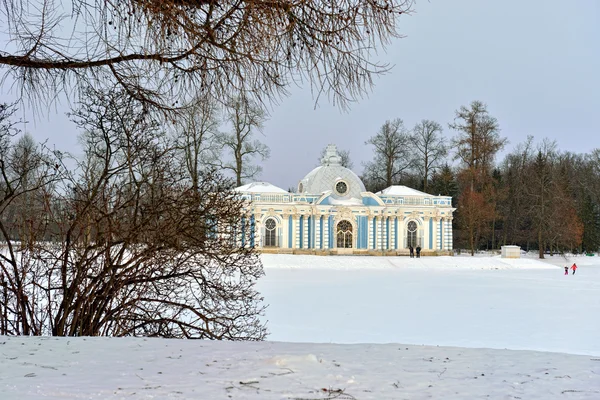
[571,263,578,275]
[416,246,421,258]
[409,245,414,258]
[564,266,569,275]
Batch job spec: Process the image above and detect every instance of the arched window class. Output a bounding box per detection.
[336,220,353,248]
[264,218,277,247]
[407,220,418,248]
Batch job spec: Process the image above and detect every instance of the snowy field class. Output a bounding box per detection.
[259,253,600,356]
[2,253,600,399]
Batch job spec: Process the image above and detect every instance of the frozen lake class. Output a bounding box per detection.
[3,253,599,399]
[258,254,600,356]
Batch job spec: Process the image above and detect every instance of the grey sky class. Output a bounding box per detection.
[260,0,600,190]
[5,0,600,191]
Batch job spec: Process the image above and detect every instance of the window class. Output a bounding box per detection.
[407,220,417,248]
[335,181,348,196]
[264,218,277,247]
[336,220,353,248]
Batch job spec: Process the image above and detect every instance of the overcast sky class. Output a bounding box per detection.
[6,0,600,191]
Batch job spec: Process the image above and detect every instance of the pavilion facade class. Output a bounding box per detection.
[235,145,455,255]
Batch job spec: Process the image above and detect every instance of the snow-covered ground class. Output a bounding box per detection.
[2,336,600,399]
[259,253,600,356]
[2,253,600,399]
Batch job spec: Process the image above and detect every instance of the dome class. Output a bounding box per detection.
[297,144,366,200]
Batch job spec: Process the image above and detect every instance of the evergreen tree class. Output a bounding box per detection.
[579,194,600,253]
[429,164,459,201]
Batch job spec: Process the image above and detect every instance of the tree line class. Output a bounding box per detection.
[358,100,599,257]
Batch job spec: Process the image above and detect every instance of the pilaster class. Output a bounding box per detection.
[293,215,300,249]
[282,214,289,249]
[390,216,395,250]
[323,216,329,249]
[375,216,382,250]
[433,217,440,250]
[255,219,262,248]
[315,215,321,249]
[367,214,373,250]
[303,214,309,249]
[446,217,453,250]
[398,217,405,249]
[382,216,387,250]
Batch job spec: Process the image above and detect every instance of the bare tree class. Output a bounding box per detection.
[456,188,494,255]
[411,119,447,193]
[450,101,506,192]
[214,98,270,187]
[0,0,414,114]
[0,103,62,335]
[172,98,221,191]
[525,140,583,258]
[498,136,534,247]
[363,118,412,189]
[450,101,506,255]
[570,151,600,253]
[317,146,354,169]
[0,94,267,339]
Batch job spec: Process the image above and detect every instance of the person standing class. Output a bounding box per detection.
[416,246,421,258]
[409,245,414,258]
[564,266,569,275]
[571,263,578,275]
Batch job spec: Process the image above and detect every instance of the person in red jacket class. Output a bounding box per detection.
[571,263,578,275]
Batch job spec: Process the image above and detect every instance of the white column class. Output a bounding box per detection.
[367,215,373,250]
[447,217,453,250]
[437,218,446,250]
[303,214,309,249]
[398,218,405,249]
[381,216,387,250]
[323,216,329,249]
[381,216,386,250]
[255,220,262,248]
[294,215,300,249]
[390,216,395,250]
[432,217,438,251]
[385,216,390,250]
[315,215,321,249]
[375,216,381,250]
[282,215,289,249]
[422,217,428,250]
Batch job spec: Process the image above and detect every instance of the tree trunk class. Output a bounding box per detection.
[538,228,544,259]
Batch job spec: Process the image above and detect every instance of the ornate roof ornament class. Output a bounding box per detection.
[321,144,342,166]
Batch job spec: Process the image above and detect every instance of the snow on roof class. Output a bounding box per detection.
[300,166,323,187]
[377,185,430,196]
[328,197,363,206]
[235,182,288,193]
[299,165,366,195]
